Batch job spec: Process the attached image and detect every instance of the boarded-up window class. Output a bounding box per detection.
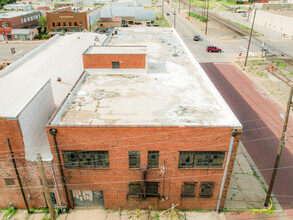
[178,151,225,168]
[199,182,214,198]
[129,151,140,168]
[4,178,15,186]
[63,151,109,168]
[181,182,196,197]
[146,182,159,197]
[148,151,159,168]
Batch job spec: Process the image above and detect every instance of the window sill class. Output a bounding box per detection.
[65,167,110,170]
[181,195,195,198]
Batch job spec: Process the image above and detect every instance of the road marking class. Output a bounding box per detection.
[240,46,255,56]
[13,50,23,56]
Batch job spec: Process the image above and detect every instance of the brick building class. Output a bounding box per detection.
[0,11,41,40]
[97,17,121,29]
[46,28,242,210]
[0,33,107,209]
[46,7,88,34]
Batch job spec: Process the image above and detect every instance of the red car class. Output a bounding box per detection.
[206,46,222,53]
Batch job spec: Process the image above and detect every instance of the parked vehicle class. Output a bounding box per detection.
[193,35,200,41]
[236,9,247,13]
[206,46,222,53]
[166,12,170,16]
[122,24,129,27]
[153,22,158,26]
[241,13,247,17]
[146,22,151,26]
[134,21,142,24]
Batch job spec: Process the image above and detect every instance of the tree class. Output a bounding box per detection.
[38,16,48,34]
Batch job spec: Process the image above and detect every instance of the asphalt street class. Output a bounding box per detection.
[164,3,261,63]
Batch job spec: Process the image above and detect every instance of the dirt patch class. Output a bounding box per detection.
[236,58,293,108]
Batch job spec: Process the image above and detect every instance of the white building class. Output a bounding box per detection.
[101,6,155,20]
[3,3,33,11]
[111,0,152,7]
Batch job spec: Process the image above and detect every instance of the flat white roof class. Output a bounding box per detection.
[86,46,147,54]
[0,11,36,18]
[1,32,107,110]
[55,28,241,127]
[0,77,50,118]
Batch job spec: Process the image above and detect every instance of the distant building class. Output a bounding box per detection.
[0,11,41,40]
[3,3,33,11]
[112,0,152,7]
[54,2,74,8]
[46,7,88,34]
[101,7,155,20]
[97,17,121,28]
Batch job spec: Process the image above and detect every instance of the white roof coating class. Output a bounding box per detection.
[1,32,107,108]
[0,11,36,18]
[86,46,147,54]
[56,28,241,127]
[0,77,50,118]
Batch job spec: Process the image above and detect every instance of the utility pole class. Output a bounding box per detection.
[264,86,293,206]
[174,8,176,29]
[205,0,209,35]
[188,0,191,20]
[7,138,31,214]
[162,0,164,26]
[244,9,257,66]
[202,0,206,17]
[37,153,56,220]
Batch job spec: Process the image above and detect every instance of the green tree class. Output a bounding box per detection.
[38,16,48,34]
[0,0,17,9]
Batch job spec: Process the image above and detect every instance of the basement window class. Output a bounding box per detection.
[4,178,15,186]
[146,182,159,197]
[178,151,225,168]
[181,182,196,197]
[199,182,214,198]
[63,151,109,168]
[128,182,141,197]
[129,151,140,168]
[148,151,159,168]
[112,61,120,69]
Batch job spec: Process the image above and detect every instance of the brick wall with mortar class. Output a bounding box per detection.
[0,16,39,29]
[82,54,146,69]
[46,10,88,33]
[46,126,241,210]
[0,118,67,209]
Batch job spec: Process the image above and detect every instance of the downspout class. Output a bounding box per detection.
[49,128,71,208]
[216,129,239,212]
[50,161,61,206]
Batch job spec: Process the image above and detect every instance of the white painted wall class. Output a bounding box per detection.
[251,9,293,38]
[18,80,55,161]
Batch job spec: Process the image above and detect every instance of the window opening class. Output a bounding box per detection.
[148,151,159,168]
[129,151,140,168]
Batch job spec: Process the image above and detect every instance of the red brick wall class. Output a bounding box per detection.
[0,118,66,209]
[82,54,146,69]
[46,10,87,32]
[0,16,39,29]
[46,126,241,210]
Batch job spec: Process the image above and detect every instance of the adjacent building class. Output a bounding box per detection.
[100,7,155,20]
[0,11,41,40]
[97,17,121,28]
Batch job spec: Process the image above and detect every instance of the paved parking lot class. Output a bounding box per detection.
[0,41,43,62]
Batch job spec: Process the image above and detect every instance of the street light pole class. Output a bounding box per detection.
[244,9,257,66]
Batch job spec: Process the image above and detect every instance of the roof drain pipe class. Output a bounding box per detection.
[49,128,71,208]
[216,129,239,212]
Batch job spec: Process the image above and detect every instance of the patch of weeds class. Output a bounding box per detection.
[41,215,50,220]
[42,208,50,214]
[136,209,141,218]
[170,209,179,219]
[232,35,237,39]
[289,72,293,76]
[3,207,17,220]
[30,208,36,213]
[154,212,160,220]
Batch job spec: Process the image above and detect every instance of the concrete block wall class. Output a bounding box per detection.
[46,126,241,210]
[82,54,146,69]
